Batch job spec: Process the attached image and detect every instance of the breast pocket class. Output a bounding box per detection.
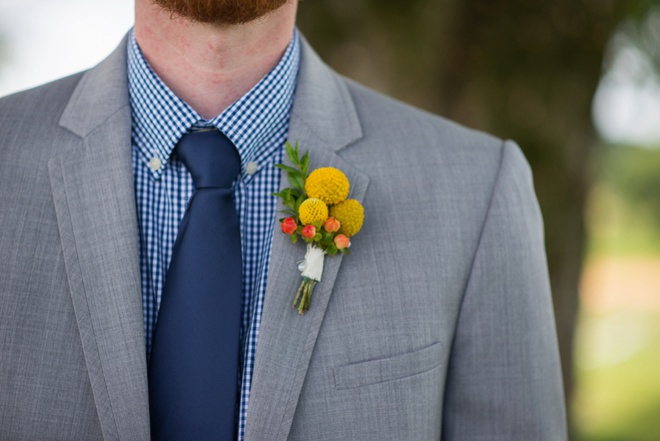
[333,341,444,390]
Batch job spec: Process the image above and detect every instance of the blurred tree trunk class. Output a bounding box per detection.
[298,0,641,434]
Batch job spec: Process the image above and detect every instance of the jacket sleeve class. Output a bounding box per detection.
[441,140,567,440]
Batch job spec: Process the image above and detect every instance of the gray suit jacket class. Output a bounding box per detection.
[0,35,566,440]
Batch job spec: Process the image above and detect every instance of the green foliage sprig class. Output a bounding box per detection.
[273,141,309,218]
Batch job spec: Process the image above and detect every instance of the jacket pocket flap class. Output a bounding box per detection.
[334,341,443,390]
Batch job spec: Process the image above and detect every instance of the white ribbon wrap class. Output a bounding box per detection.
[300,244,326,282]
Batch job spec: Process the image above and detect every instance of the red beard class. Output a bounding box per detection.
[151,0,289,25]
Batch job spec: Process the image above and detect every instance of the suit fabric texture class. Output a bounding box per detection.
[0,35,567,440]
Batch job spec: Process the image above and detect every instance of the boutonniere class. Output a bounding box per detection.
[273,142,364,315]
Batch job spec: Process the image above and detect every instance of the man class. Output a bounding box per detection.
[0,0,566,439]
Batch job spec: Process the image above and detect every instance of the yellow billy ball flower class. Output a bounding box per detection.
[305,167,350,205]
[298,198,329,226]
[329,199,364,237]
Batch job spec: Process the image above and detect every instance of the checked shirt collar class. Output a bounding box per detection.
[127,28,300,181]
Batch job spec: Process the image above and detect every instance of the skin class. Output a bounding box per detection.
[134,0,298,119]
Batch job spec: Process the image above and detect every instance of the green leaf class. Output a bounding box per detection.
[289,174,305,191]
[301,151,310,176]
[284,169,303,182]
[340,248,350,255]
[285,141,299,166]
[273,188,293,199]
[326,244,338,256]
[274,163,300,175]
[294,194,305,212]
[284,188,303,200]
[290,234,298,244]
[274,188,297,210]
[313,233,322,242]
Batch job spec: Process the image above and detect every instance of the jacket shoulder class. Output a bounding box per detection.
[338,77,536,266]
[0,73,86,186]
[340,77,532,192]
[344,78,503,153]
[0,72,85,128]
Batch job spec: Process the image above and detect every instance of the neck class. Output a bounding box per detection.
[134,0,297,119]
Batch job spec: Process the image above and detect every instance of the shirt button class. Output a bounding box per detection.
[246,162,258,175]
[149,157,162,172]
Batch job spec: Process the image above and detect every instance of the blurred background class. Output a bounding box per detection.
[1,0,659,439]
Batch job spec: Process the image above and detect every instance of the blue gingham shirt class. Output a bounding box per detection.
[127,28,300,440]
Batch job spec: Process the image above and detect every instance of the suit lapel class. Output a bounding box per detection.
[245,38,369,441]
[48,37,151,441]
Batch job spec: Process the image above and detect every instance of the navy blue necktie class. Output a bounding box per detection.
[149,129,242,441]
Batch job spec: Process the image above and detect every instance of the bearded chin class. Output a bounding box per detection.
[151,0,289,25]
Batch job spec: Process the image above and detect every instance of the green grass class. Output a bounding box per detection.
[587,229,660,258]
[574,147,660,439]
[585,183,660,259]
[573,311,660,441]
[571,180,660,441]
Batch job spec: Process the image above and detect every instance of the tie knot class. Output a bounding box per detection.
[175,129,241,189]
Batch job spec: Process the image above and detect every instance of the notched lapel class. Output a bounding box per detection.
[48,36,150,441]
[246,37,369,441]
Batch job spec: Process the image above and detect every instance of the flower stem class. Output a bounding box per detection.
[293,280,305,310]
[293,278,316,315]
